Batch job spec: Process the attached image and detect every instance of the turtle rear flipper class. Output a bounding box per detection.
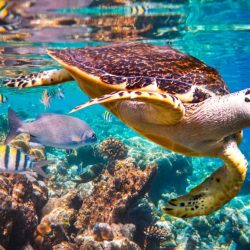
[69,90,185,125]
[163,139,247,217]
[2,69,73,88]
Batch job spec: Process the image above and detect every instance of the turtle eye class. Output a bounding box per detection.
[245,90,250,102]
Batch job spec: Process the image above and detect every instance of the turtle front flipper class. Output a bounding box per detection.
[163,139,247,217]
[70,90,185,125]
[2,69,73,88]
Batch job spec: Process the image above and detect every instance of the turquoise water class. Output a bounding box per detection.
[0,0,250,249]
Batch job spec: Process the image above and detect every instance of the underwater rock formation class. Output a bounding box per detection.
[75,158,157,231]
[0,174,48,250]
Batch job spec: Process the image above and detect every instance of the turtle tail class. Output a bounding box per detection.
[2,69,73,88]
[162,140,247,218]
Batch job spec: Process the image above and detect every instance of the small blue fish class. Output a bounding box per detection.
[0,93,7,104]
[0,145,52,177]
[102,110,113,122]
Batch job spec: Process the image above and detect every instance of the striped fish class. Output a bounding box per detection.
[102,110,113,122]
[0,93,7,104]
[0,145,52,177]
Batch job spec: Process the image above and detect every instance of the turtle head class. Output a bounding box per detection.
[237,88,250,126]
[244,89,250,103]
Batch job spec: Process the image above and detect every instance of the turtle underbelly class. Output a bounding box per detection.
[113,101,202,156]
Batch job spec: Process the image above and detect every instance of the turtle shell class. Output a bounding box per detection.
[49,42,229,103]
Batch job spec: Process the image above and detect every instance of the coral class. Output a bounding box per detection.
[75,159,157,231]
[99,138,128,161]
[77,223,140,250]
[125,136,171,168]
[0,174,48,250]
[143,223,171,249]
[79,236,141,250]
[53,241,78,250]
[33,190,82,249]
[92,223,114,241]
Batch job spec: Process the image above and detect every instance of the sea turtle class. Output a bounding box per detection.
[2,42,249,218]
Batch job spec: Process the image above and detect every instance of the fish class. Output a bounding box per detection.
[0,145,52,177]
[40,89,52,109]
[0,93,7,104]
[102,110,113,122]
[57,87,65,99]
[5,108,97,149]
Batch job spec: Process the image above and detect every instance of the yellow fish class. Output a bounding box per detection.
[0,145,52,177]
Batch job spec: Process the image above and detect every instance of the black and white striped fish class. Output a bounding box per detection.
[102,110,113,122]
[0,145,52,177]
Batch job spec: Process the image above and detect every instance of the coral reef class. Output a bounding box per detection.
[34,190,82,249]
[77,223,140,250]
[75,158,157,231]
[99,138,128,161]
[32,157,157,249]
[143,223,172,250]
[0,174,48,250]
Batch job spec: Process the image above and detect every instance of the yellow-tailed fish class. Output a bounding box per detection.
[0,93,7,104]
[0,145,52,177]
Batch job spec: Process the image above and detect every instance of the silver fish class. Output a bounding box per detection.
[5,108,97,149]
[0,145,52,177]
